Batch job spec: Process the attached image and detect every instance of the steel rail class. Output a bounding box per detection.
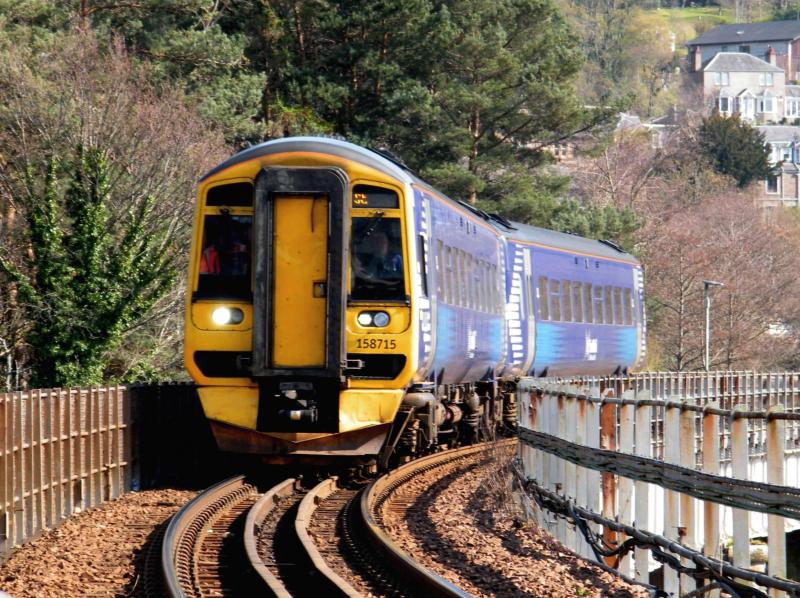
[161,475,252,598]
[360,439,516,598]
[296,477,361,597]
[243,478,297,598]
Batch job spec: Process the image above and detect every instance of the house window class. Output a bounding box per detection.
[782,146,792,161]
[759,94,774,113]
[739,45,751,53]
[719,96,731,112]
[766,174,780,194]
[787,98,800,117]
[759,73,775,85]
[721,45,729,51]
[767,73,774,85]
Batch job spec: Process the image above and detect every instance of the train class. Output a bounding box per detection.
[184,137,646,465]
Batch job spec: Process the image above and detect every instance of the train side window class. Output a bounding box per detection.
[561,280,572,322]
[593,286,604,324]
[624,287,633,325]
[604,286,613,324]
[418,235,429,297]
[538,277,549,320]
[549,279,562,321]
[493,264,501,313]
[478,261,486,312]
[446,246,456,305]
[584,283,593,323]
[613,287,623,325]
[196,214,252,299]
[572,281,583,323]
[436,240,445,301]
[468,255,476,310]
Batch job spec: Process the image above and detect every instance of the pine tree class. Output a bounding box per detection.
[698,112,772,189]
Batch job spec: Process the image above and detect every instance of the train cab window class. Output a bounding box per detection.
[206,182,254,207]
[584,283,593,323]
[613,287,623,325]
[197,214,252,298]
[623,288,633,325]
[561,281,572,322]
[351,217,405,301]
[549,280,562,321]
[572,282,584,323]
[538,277,549,320]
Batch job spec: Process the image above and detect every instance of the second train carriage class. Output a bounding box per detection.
[184,136,646,463]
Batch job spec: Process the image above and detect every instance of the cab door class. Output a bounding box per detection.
[251,167,348,379]
[271,195,328,367]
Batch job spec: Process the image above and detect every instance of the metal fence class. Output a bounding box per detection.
[0,384,213,559]
[516,372,800,598]
[0,387,130,556]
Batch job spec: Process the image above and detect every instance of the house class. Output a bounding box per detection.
[686,20,800,82]
[752,125,800,208]
[689,51,790,123]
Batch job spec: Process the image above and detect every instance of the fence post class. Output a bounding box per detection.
[731,405,750,573]
[564,387,577,552]
[600,391,618,568]
[663,400,681,596]
[585,386,601,560]
[767,405,786,598]
[702,403,721,598]
[634,390,651,584]
[679,403,697,594]
[575,387,591,559]
[618,391,635,579]
[556,391,567,545]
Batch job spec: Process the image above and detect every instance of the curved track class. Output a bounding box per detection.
[161,440,512,597]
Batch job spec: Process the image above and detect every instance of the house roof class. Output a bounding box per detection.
[703,52,783,73]
[756,125,800,143]
[689,20,800,46]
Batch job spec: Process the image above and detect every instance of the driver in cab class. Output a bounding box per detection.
[354,231,402,285]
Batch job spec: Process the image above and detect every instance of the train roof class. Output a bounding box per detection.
[202,136,639,265]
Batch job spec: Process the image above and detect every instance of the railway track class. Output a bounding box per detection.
[159,440,512,597]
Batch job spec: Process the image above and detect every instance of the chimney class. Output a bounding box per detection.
[692,46,702,72]
[766,45,777,66]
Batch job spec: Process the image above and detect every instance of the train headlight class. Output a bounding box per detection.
[212,306,244,326]
[357,311,390,327]
[372,311,390,327]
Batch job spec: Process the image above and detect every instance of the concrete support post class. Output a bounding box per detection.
[731,406,751,572]
[618,393,635,579]
[767,406,786,598]
[702,404,721,598]
[564,388,577,551]
[679,405,697,593]
[663,402,681,597]
[634,392,652,584]
[600,395,618,568]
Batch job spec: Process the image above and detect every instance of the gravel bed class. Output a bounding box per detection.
[381,446,647,597]
[0,488,196,597]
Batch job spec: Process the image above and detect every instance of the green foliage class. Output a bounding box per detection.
[698,112,773,188]
[0,146,177,387]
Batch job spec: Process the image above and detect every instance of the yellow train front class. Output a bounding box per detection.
[184,137,419,463]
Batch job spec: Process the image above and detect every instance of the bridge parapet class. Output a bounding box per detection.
[516,372,800,597]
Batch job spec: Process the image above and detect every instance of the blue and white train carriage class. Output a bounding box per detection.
[184,136,645,463]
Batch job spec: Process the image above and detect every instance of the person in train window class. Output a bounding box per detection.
[355,231,402,282]
[200,242,221,274]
